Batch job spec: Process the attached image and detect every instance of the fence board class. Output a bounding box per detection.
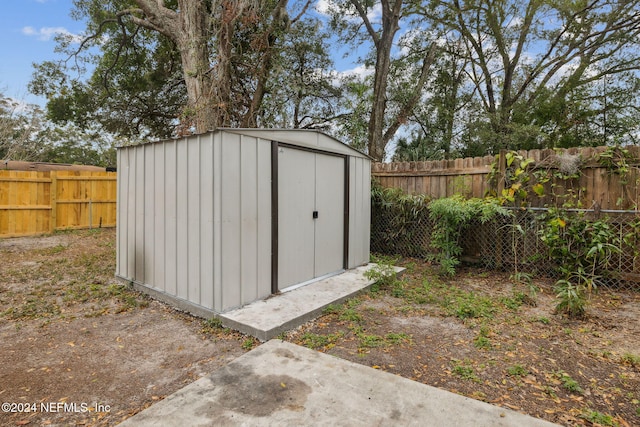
[0,170,117,238]
[372,145,640,210]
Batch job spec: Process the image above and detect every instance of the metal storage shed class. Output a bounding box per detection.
[116,129,371,317]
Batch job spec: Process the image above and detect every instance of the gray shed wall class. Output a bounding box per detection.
[116,129,370,314]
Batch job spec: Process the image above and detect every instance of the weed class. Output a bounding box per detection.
[556,371,582,394]
[581,409,619,427]
[242,338,257,350]
[446,291,495,319]
[451,359,479,382]
[543,386,557,399]
[501,293,524,310]
[357,332,386,349]
[535,316,550,324]
[507,364,528,377]
[2,296,61,320]
[35,244,67,255]
[365,256,401,291]
[322,304,340,315]
[201,317,224,334]
[620,353,640,367]
[385,332,411,345]
[474,336,492,350]
[300,332,343,350]
[339,308,363,323]
[473,325,492,350]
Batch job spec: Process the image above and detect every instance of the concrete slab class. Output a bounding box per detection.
[219,264,404,341]
[119,340,559,427]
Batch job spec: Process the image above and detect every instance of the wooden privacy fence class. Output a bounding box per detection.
[0,170,117,238]
[372,145,640,210]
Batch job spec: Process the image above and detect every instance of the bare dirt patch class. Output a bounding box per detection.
[0,229,251,426]
[284,261,640,427]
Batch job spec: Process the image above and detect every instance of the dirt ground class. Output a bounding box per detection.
[1,229,639,426]
[0,229,251,426]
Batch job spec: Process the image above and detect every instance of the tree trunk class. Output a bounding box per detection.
[175,0,217,133]
[365,0,402,161]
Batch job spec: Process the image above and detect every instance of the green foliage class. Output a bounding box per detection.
[620,353,640,367]
[365,254,402,293]
[300,332,343,350]
[539,209,622,317]
[242,338,258,350]
[581,409,619,427]
[556,371,583,394]
[428,195,509,275]
[371,181,432,257]
[597,144,639,189]
[507,364,528,377]
[451,359,480,382]
[339,308,363,323]
[473,326,492,350]
[446,291,496,319]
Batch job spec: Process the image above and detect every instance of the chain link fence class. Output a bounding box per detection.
[371,202,640,291]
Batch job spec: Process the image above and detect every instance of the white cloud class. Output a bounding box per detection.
[338,64,374,79]
[22,26,82,43]
[315,0,381,23]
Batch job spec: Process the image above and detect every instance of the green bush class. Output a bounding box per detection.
[371,181,432,257]
[428,195,510,275]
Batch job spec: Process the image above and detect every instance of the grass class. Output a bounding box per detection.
[0,229,148,321]
[451,359,480,382]
[300,332,343,350]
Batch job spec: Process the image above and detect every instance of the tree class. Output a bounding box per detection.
[329,0,437,160]
[259,18,341,130]
[31,31,186,139]
[31,0,295,136]
[426,0,640,152]
[0,94,48,161]
[40,124,117,167]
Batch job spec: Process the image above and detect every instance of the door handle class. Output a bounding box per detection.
[313,211,319,219]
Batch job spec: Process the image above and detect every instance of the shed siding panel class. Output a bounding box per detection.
[164,141,177,296]
[188,137,202,305]
[153,143,166,292]
[143,144,155,288]
[116,149,126,278]
[221,133,242,311]
[126,149,137,278]
[212,134,223,312]
[135,146,145,281]
[349,157,371,268]
[199,135,215,310]
[256,139,272,300]
[176,139,189,300]
[240,135,259,304]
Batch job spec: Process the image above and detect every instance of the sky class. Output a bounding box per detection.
[0,0,86,106]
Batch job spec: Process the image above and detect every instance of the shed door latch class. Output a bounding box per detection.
[312,210,319,219]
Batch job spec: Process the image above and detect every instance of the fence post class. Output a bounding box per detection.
[50,171,57,233]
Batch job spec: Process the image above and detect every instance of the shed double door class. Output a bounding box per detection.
[277,146,345,290]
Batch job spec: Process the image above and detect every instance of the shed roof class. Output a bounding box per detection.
[120,128,370,159]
